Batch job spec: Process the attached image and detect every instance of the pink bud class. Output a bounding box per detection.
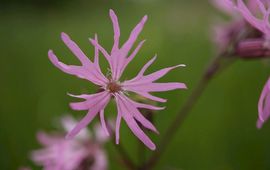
[236,38,270,58]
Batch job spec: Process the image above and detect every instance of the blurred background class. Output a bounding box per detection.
[1,0,270,169]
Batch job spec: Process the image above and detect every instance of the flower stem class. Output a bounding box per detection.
[139,53,234,170]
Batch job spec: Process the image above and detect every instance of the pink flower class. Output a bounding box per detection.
[257,78,270,128]
[236,0,270,40]
[210,0,245,51]
[211,20,245,51]
[48,9,186,150]
[31,116,108,170]
[211,0,270,57]
[233,0,270,58]
[211,0,258,19]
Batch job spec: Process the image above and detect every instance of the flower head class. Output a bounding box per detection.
[211,0,270,58]
[211,19,246,51]
[210,0,246,51]
[257,78,270,128]
[231,0,270,57]
[236,0,270,39]
[31,116,108,170]
[48,9,186,150]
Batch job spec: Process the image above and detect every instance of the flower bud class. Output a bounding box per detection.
[236,38,270,59]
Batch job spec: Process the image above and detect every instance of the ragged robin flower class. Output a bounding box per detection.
[31,115,108,170]
[211,0,264,59]
[48,9,186,150]
[234,0,270,58]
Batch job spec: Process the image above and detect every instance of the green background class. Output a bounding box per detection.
[1,0,270,169]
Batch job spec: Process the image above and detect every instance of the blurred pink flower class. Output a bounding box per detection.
[211,0,262,51]
[211,0,244,51]
[212,20,245,51]
[229,0,270,58]
[31,116,108,170]
[257,78,270,128]
[48,9,186,150]
[236,0,270,40]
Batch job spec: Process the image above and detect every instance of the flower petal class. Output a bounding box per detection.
[136,56,157,76]
[48,50,83,76]
[36,132,60,146]
[130,99,165,110]
[61,32,92,66]
[61,33,108,82]
[115,101,122,144]
[134,91,167,103]
[125,82,187,92]
[89,38,111,63]
[62,116,91,140]
[126,40,146,65]
[31,148,54,164]
[119,94,159,133]
[66,93,111,139]
[91,150,108,170]
[124,64,185,85]
[94,119,110,143]
[99,109,110,136]
[90,11,149,81]
[48,50,107,86]
[115,40,146,80]
[122,113,155,150]
[256,0,267,13]
[121,15,148,57]
[237,0,264,33]
[109,9,120,53]
[69,91,109,111]
[115,94,156,150]
[94,34,100,65]
[122,60,186,102]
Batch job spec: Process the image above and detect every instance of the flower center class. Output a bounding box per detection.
[107,81,121,93]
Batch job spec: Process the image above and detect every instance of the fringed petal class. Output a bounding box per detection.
[237,0,265,32]
[115,94,156,150]
[48,48,107,86]
[119,94,159,133]
[134,91,167,103]
[124,64,185,85]
[99,109,110,136]
[109,9,120,53]
[69,91,109,111]
[121,15,148,57]
[125,82,187,92]
[61,32,92,66]
[66,93,110,139]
